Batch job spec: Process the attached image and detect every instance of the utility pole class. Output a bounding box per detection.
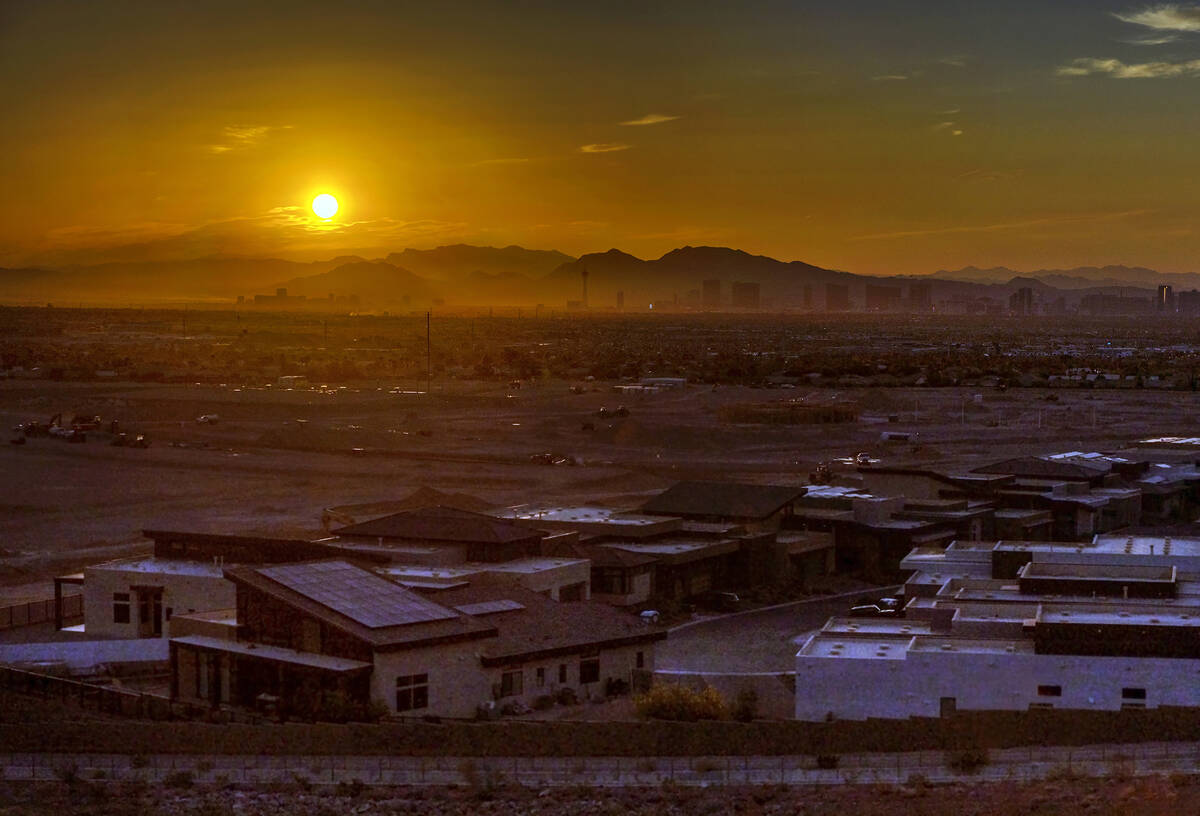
[426,310,431,395]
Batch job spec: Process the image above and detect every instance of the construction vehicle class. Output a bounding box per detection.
[111,433,149,448]
[809,461,832,484]
[320,508,357,533]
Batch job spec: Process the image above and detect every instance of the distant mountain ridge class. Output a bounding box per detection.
[0,242,1189,309]
[932,264,1198,290]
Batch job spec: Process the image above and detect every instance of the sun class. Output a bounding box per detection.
[311,193,339,219]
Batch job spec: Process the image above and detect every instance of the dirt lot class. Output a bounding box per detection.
[2,376,1198,597]
[0,775,1192,816]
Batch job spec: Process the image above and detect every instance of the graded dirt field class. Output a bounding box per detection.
[2,376,1199,595]
[0,775,1190,816]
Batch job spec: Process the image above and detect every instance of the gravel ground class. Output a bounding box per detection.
[0,775,1191,815]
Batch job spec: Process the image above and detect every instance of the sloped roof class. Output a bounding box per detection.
[433,585,665,665]
[542,538,658,569]
[641,481,805,519]
[334,506,544,545]
[972,457,1110,481]
[225,560,495,650]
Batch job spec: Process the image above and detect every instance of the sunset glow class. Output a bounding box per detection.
[311,194,338,220]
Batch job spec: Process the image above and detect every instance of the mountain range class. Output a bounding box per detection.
[0,244,1191,310]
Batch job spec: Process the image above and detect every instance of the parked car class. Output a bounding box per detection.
[848,596,904,618]
[694,591,742,613]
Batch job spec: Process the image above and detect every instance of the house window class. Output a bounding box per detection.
[396,673,429,712]
[558,663,567,683]
[1122,687,1147,700]
[1037,684,1062,697]
[580,657,600,685]
[536,667,545,687]
[500,670,523,698]
[595,568,627,595]
[636,651,645,669]
[113,593,130,624]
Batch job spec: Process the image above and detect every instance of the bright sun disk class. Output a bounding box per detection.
[312,193,338,219]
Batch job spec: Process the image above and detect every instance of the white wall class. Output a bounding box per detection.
[83,566,234,639]
[372,640,492,720]
[795,648,1200,721]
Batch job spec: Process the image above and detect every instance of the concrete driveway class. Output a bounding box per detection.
[657,593,889,673]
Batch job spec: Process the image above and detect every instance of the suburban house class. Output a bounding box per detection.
[640,480,806,531]
[59,529,340,639]
[169,559,664,719]
[328,506,590,601]
[796,533,1200,720]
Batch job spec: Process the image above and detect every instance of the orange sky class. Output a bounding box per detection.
[5,1,1200,275]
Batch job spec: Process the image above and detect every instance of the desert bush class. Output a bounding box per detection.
[163,770,194,789]
[946,747,989,774]
[634,683,728,721]
[732,688,759,722]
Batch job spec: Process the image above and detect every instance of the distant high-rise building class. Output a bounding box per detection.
[825,283,850,312]
[1157,284,1176,313]
[702,279,722,309]
[803,284,814,309]
[581,267,589,309]
[865,284,901,312]
[616,290,625,310]
[731,281,760,309]
[1178,289,1200,315]
[1009,287,1034,316]
[908,281,933,312]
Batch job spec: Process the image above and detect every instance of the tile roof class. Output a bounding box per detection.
[642,481,805,519]
[433,585,666,665]
[333,506,544,545]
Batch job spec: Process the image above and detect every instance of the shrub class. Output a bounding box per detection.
[533,694,555,711]
[634,683,729,721]
[335,778,364,798]
[946,748,989,774]
[815,755,840,770]
[163,770,194,789]
[732,688,759,722]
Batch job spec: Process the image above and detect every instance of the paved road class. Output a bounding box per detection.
[657,593,889,673]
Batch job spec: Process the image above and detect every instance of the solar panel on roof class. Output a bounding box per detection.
[453,599,526,617]
[258,561,457,628]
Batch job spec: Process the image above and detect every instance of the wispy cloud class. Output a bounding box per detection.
[1114,4,1200,31]
[620,113,680,126]
[872,74,909,81]
[933,121,964,136]
[579,143,632,154]
[955,168,1024,183]
[853,210,1152,241]
[938,56,968,68]
[1057,56,1200,77]
[1123,33,1181,44]
[208,124,291,154]
[471,157,532,166]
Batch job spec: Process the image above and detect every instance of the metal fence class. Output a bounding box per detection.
[0,665,209,721]
[0,594,82,631]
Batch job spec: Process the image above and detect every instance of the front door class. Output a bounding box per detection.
[136,587,163,637]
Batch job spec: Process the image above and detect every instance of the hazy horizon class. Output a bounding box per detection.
[8,2,1200,277]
